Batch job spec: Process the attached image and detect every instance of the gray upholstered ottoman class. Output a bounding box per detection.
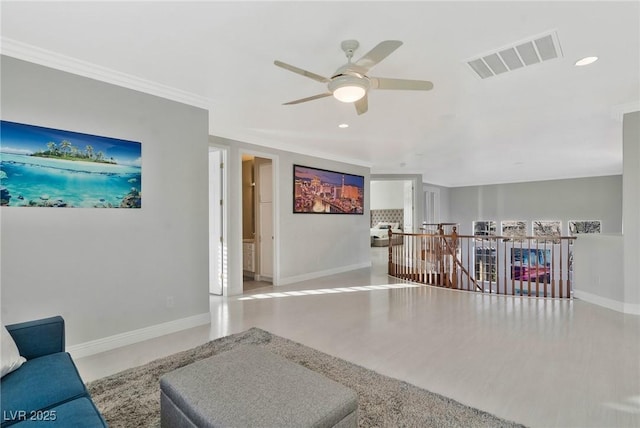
[160,345,358,428]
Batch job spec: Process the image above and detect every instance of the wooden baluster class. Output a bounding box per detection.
[535,238,540,297]
[412,234,416,282]
[511,241,516,296]
[468,236,472,291]
[493,236,498,294]
[542,241,553,297]
[403,232,407,279]
[388,228,393,277]
[551,239,556,298]
[559,238,564,298]
[566,239,572,298]
[569,238,574,298]
[431,235,436,285]
[503,237,508,296]
[527,238,532,297]
[451,227,458,289]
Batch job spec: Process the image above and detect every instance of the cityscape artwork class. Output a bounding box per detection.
[293,164,364,214]
[0,121,141,208]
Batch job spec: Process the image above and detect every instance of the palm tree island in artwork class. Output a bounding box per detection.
[0,121,142,208]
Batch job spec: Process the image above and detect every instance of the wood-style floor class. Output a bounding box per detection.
[75,248,640,428]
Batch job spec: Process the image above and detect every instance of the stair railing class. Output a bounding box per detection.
[388,227,576,298]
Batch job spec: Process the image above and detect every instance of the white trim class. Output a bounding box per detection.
[623,302,640,316]
[278,262,372,286]
[573,290,640,315]
[212,132,372,170]
[1,37,212,110]
[67,313,210,359]
[238,149,280,288]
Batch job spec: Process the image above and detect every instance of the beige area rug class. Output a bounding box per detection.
[87,328,525,427]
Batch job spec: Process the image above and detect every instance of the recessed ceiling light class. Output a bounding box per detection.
[575,56,598,66]
[338,123,349,129]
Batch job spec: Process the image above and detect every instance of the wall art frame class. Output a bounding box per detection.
[0,120,141,208]
[293,164,364,214]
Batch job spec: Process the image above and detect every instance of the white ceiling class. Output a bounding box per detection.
[2,1,639,187]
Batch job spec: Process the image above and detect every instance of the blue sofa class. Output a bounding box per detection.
[1,316,107,427]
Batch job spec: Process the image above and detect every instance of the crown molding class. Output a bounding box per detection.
[1,37,212,110]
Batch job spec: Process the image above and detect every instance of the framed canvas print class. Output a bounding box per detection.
[293,164,364,214]
[501,220,527,241]
[473,220,497,237]
[568,220,601,235]
[511,248,552,284]
[0,121,141,208]
[533,220,561,243]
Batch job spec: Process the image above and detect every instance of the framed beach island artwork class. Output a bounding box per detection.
[0,120,141,208]
[293,164,364,214]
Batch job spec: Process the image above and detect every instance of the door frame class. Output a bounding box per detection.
[370,173,424,233]
[238,149,279,287]
[208,144,228,296]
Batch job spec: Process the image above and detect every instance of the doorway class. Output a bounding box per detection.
[241,154,274,291]
[370,179,414,231]
[208,147,226,295]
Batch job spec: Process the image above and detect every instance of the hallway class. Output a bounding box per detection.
[76,247,640,427]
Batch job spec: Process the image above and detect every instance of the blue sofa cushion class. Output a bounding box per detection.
[10,397,106,427]
[1,353,87,427]
[5,317,64,360]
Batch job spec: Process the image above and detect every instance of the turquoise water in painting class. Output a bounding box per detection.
[0,153,141,208]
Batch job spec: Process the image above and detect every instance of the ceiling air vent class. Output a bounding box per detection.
[466,31,563,79]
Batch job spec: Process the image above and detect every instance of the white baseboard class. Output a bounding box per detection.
[623,302,640,316]
[277,262,371,286]
[67,312,211,359]
[573,290,640,315]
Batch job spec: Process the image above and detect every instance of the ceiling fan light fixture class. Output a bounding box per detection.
[333,85,366,103]
[329,74,369,103]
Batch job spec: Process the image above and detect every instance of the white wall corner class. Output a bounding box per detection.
[66,313,211,359]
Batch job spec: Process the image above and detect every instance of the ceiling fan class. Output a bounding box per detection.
[274,40,433,115]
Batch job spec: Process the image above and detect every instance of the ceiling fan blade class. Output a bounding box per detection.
[274,60,330,83]
[370,77,434,91]
[283,93,333,105]
[355,94,368,115]
[354,40,403,72]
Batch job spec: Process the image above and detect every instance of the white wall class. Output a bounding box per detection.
[211,136,371,295]
[573,234,624,311]
[1,57,210,345]
[370,180,404,209]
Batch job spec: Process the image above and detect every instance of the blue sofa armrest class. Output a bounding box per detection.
[5,316,65,360]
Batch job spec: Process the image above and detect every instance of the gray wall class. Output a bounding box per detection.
[448,176,622,235]
[623,112,640,309]
[211,136,370,295]
[1,57,210,344]
[423,182,451,224]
